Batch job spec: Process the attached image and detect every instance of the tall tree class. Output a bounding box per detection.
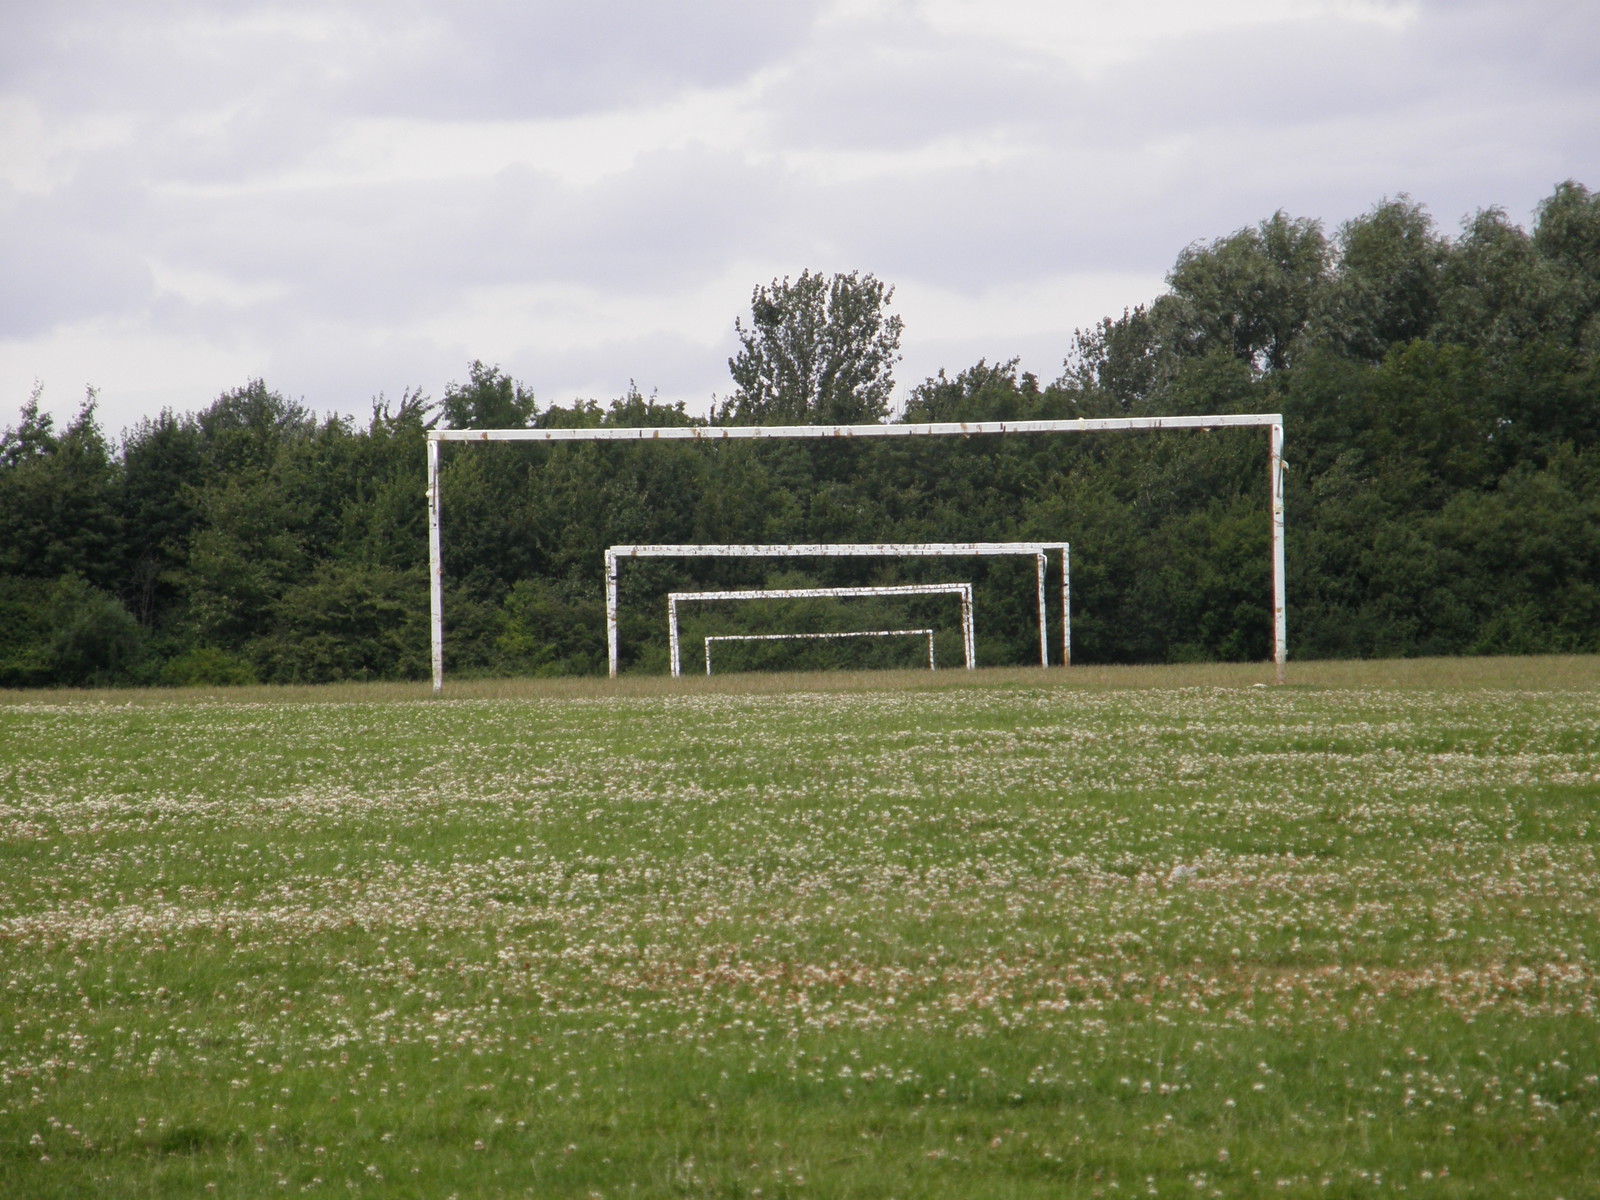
[441,361,537,429]
[1155,211,1328,372]
[116,410,204,626]
[1313,196,1448,362]
[1532,180,1600,352]
[0,388,119,589]
[718,270,904,425]
[1061,305,1163,411]
[1435,206,1569,358]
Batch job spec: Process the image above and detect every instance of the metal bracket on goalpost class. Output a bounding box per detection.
[667,583,975,678]
[704,629,937,676]
[605,542,1066,679]
[426,414,1287,691]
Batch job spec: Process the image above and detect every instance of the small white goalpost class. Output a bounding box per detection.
[427,414,1288,692]
[606,541,1068,678]
[668,583,976,677]
[704,628,936,676]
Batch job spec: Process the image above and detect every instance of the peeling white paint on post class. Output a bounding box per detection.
[667,583,976,677]
[1270,419,1287,684]
[431,413,1282,443]
[666,590,680,681]
[1034,552,1047,668]
[1062,543,1072,667]
[427,414,1283,692]
[427,437,444,694]
[704,628,936,675]
[604,547,619,680]
[606,541,1067,678]
[960,584,975,669]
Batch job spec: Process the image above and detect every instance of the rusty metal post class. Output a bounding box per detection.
[1062,544,1071,667]
[959,585,975,668]
[1271,421,1287,683]
[1035,551,1048,666]
[605,548,620,678]
[427,437,444,694]
[668,595,682,678]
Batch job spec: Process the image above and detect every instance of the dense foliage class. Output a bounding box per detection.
[4,184,1598,686]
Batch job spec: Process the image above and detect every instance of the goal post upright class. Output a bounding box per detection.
[427,414,1285,692]
[1035,551,1047,669]
[1063,542,1071,668]
[427,436,444,692]
[1271,420,1287,686]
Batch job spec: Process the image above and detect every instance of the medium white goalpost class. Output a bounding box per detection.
[426,414,1287,692]
[605,541,1067,678]
[667,583,976,677]
[704,629,937,676]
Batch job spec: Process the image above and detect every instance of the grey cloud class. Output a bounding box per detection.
[344,0,826,121]
[137,143,785,331]
[503,327,737,408]
[0,184,154,336]
[756,17,1079,152]
[3,1,827,124]
[2,2,342,117]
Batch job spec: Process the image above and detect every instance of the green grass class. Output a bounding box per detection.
[2,658,1598,1197]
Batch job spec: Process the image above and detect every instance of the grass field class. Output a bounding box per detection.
[2,658,1598,1197]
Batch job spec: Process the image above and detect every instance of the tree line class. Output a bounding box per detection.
[3,183,1597,687]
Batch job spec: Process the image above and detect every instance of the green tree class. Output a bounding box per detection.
[718,270,904,425]
[255,562,429,683]
[1154,211,1328,372]
[902,358,1040,423]
[442,361,537,429]
[0,388,119,589]
[1060,306,1163,411]
[1435,206,1572,359]
[116,410,204,626]
[1532,180,1600,353]
[1312,196,1448,362]
[194,379,314,476]
[0,576,144,687]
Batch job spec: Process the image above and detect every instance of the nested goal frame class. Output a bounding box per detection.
[606,541,1066,678]
[704,629,936,676]
[426,414,1287,691]
[668,583,975,677]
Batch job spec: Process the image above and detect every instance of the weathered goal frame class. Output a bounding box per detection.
[606,542,1067,678]
[426,414,1287,691]
[668,583,975,677]
[704,629,937,676]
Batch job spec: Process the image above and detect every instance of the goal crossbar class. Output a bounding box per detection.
[426,414,1287,690]
[704,628,936,675]
[668,583,975,677]
[606,541,1067,677]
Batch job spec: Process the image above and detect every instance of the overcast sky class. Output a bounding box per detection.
[2,0,1596,437]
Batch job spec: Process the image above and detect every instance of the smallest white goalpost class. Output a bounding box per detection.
[704,628,937,676]
[668,583,976,678]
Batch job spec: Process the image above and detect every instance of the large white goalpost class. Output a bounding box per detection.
[704,629,937,675]
[605,541,1067,678]
[426,414,1287,691]
[667,582,976,677]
